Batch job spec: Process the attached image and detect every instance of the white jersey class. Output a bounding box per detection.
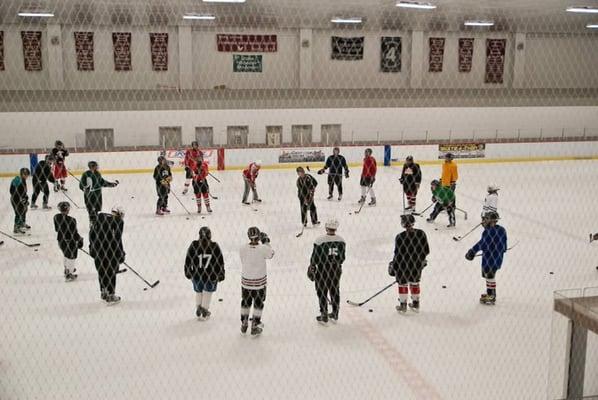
[482,192,498,216]
[240,243,274,290]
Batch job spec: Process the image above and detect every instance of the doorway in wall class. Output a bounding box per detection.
[266,126,282,147]
[195,127,214,147]
[159,127,182,148]
[227,126,249,146]
[85,129,114,151]
[321,124,342,145]
[291,125,312,146]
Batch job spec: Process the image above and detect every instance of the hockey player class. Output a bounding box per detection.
[318,147,349,201]
[239,227,274,335]
[10,168,31,234]
[482,184,499,217]
[242,160,262,205]
[51,140,69,192]
[441,152,458,191]
[183,141,201,195]
[359,148,377,206]
[388,214,430,313]
[427,179,456,227]
[53,202,83,282]
[307,218,346,324]
[465,212,507,305]
[399,155,422,212]
[296,167,320,227]
[79,161,119,226]
[192,152,212,213]
[184,226,225,320]
[153,156,172,216]
[89,206,126,304]
[31,155,55,210]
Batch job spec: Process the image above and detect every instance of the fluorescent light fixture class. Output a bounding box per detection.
[586,23,598,28]
[464,20,494,27]
[202,0,246,3]
[183,13,216,20]
[566,6,598,13]
[396,1,436,10]
[331,17,363,24]
[18,11,54,17]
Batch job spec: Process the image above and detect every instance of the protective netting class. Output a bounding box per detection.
[1,1,598,399]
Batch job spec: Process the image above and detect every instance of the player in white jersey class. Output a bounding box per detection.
[482,184,499,218]
[239,226,275,336]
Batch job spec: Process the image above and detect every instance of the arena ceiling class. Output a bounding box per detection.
[0,0,597,32]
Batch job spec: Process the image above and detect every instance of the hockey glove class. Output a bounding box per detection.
[388,262,396,277]
[218,270,225,282]
[259,232,270,244]
[345,172,349,179]
[307,265,316,282]
[399,177,404,184]
[317,169,325,175]
[450,183,456,192]
[77,238,84,249]
[118,253,126,264]
[465,249,476,261]
[421,259,428,268]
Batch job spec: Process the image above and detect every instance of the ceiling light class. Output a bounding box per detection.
[587,23,598,28]
[202,0,246,3]
[331,17,363,24]
[396,1,436,10]
[18,11,54,17]
[566,6,598,13]
[183,13,216,20]
[464,20,494,27]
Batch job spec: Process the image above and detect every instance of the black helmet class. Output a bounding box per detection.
[55,140,64,147]
[20,167,30,176]
[58,201,70,212]
[484,212,500,222]
[406,155,414,161]
[157,155,165,163]
[88,161,98,169]
[400,214,415,228]
[199,226,212,241]
[248,226,261,240]
[445,153,454,160]
[191,141,199,147]
[431,179,440,186]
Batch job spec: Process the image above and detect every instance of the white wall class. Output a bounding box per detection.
[0,26,50,90]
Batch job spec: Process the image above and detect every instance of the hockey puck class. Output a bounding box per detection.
[442,285,446,288]
[368,309,373,312]
[34,249,38,252]
[186,217,190,220]
[349,212,352,215]
[131,196,135,199]
[218,298,223,302]
[202,217,205,219]
[549,272,554,275]
[143,288,148,291]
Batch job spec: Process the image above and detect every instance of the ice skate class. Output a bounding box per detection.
[316,314,329,325]
[479,294,496,305]
[30,203,38,209]
[156,208,164,216]
[313,221,320,226]
[447,222,456,228]
[197,205,202,214]
[327,194,333,200]
[408,300,420,313]
[396,302,407,313]
[251,321,263,336]
[13,226,27,235]
[162,207,171,214]
[201,308,211,320]
[242,201,250,205]
[65,272,78,282]
[358,196,366,204]
[328,312,338,322]
[253,198,262,203]
[241,319,249,334]
[368,198,376,206]
[338,194,342,201]
[42,204,51,210]
[196,305,204,318]
[106,294,121,305]
[182,188,188,195]
[23,224,31,230]
[206,206,213,213]
[426,217,434,223]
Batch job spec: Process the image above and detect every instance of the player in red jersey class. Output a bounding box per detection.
[51,140,69,192]
[183,141,201,195]
[242,160,262,205]
[358,148,377,206]
[192,152,212,213]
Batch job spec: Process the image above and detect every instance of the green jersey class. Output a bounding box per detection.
[79,170,117,194]
[432,185,455,205]
[310,234,346,269]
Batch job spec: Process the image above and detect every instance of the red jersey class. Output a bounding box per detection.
[242,163,260,183]
[193,161,209,181]
[362,156,377,178]
[184,148,201,170]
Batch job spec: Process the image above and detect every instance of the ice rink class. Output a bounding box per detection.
[1,160,598,399]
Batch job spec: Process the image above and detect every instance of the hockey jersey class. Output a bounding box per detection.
[441,161,458,187]
[193,161,209,182]
[33,160,56,185]
[240,242,274,290]
[400,162,422,191]
[243,163,260,183]
[391,229,429,271]
[79,170,117,194]
[51,147,69,164]
[323,154,349,176]
[310,234,346,275]
[10,176,28,204]
[185,241,225,283]
[482,192,498,216]
[53,213,82,243]
[432,185,455,205]
[470,225,507,269]
[361,156,377,178]
[184,148,201,170]
[153,164,172,186]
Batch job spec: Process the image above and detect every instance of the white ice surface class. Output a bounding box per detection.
[1,160,598,400]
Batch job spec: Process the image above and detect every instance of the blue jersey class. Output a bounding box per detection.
[471,225,507,269]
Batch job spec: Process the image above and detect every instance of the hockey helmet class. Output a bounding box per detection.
[445,153,454,160]
[191,140,199,147]
[248,226,261,240]
[255,160,262,166]
[483,211,500,222]
[157,155,166,164]
[58,201,71,213]
[199,226,212,241]
[487,184,500,193]
[111,205,125,218]
[400,214,416,228]
[406,155,414,161]
[430,179,440,187]
[296,166,305,174]
[20,167,30,176]
[55,140,64,147]
[325,218,340,231]
[88,161,98,169]
[365,148,373,156]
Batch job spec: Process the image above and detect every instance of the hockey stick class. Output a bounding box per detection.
[347,281,397,307]
[208,172,221,183]
[353,185,373,215]
[61,190,83,209]
[473,241,520,257]
[0,230,40,247]
[171,191,192,215]
[453,223,482,242]
[590,233,598,243]
[209,192,219,200]
[456,207,468,220]
[412,203,434,217]
[402,185,406,212]
[67,170,81,183]
[122,261,160,289]
[296,224,306,238]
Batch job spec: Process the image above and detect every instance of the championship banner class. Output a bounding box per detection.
[279,149,325,163]
[21,31,42,71]
[217,34,277,52]
[161,149,217,167]
[380,36,401,72]
[74,32,94,71]
[0,31,4,71]
[112,32,132,71]
[233,54,262,72]
[150,33,168,71]
[438,143,485,159]
[458,38,474,73]
[428,37,445,72]
[485,39,506,84]
[331,36,364,60]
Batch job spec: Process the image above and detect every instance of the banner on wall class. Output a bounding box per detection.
[161,149,218,167]
[0,31,4,71]
[331,36,364,60]
[217,34,277,52]
[279,149,326,163]
[485,39,506,84]
[233,54,262,72]
[428,37,445,72]
[21,31,42,71]
[458,38,474,73]
[74,32,94,71]
[438,143,486,159]
[112,32,132,71]
[380,36,401,72]
[150,33,168,71]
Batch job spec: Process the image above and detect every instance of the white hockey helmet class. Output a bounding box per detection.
[325,218,340,231]
[255,160,262,166]
[111,205,125,218]
[487,184,500,192]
